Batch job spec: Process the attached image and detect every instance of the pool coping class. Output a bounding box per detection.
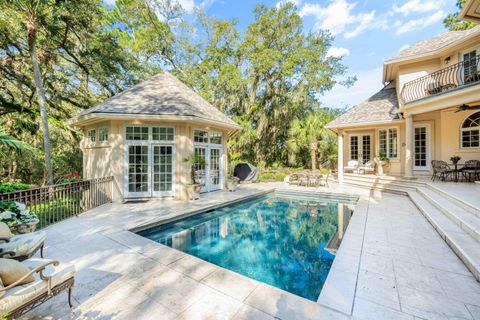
[127,188,366,317]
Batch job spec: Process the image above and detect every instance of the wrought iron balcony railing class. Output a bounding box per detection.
[401,54,480,104]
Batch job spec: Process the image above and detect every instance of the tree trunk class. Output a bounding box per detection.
[27,15,54,185]
[310,146,316,170]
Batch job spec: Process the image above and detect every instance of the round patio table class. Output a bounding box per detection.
[450,163,464,182]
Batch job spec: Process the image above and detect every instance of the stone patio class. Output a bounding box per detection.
[23,182,480,320]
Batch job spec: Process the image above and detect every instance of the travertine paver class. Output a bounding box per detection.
[22,182,480,320]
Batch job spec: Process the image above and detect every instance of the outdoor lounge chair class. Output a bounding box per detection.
[358,161,375,174]
[344,160,359,174]
[0,256,75,319]
[0,222,45,261]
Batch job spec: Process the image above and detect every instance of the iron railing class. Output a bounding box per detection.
[401,55,480,104]
[0,176,113,228]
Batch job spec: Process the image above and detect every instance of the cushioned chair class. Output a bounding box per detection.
[0,257,75,319]
[0,222,45,261]
[344,160,359,173]
[358,161,375,174]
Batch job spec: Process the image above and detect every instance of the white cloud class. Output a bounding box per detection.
[327,47,350,57]
[320,67,384,108]
[395,10,444,34]
[299,0,378,39]
[392,0,441,16]
[178,0,195,13]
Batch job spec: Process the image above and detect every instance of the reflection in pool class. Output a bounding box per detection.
[138,192,355,301]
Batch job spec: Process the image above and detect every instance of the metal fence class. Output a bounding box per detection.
[0,176,113,228]
[401,55,480,104]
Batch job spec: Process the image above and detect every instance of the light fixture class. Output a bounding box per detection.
[444,56,451,64]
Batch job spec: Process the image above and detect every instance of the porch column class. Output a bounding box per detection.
[405,114,414,178]
[337,131,344,182]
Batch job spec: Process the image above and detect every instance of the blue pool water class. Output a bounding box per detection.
[138,192,354,301]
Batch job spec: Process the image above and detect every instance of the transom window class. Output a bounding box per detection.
[99,127,108,142]
[152,127,174,141]
[193,130,209,143]
[378,128,398,159]
[209,132,222,144]
[126,126,149,141]
[87,129,96,144]
[461,112,480,148]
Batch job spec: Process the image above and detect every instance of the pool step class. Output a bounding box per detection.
[416,187,480,242]
[426,183,480,218]
[408,191,480,281]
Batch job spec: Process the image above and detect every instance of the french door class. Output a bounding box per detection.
[152,145,174,197]
[414,125,430,171]
[350,135,371,164]
[193,130,224,193]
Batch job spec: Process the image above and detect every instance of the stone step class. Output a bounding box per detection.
[426,183,480,218]
[339,179,411,195]
[417,187,480,242]
[408,191,480,281]
[343,174,426,188]
[342,177,419,191]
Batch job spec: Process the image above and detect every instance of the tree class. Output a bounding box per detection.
[286,110,334,170]
[444,0,477,31]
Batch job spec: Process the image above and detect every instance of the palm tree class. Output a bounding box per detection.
[287,111,332,170]
[0,129,33,155]
[6,0,54,185]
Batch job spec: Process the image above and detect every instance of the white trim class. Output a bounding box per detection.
[413,123,431,171]
[460,111,480,149]
[98,126,109,144]
[193,129,224,193]
[87,128,96,145]
[376,126,400,160]
[348,134,372,164]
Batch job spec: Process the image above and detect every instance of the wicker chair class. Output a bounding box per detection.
[431,160,454,181]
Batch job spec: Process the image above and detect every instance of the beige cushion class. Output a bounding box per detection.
[0,231,45,258]
[0,258,75,313]
[0,259,35,286]
[0,223,12,240]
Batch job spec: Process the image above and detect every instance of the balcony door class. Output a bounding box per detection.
[414,124,430,171]
[350,134,371,164]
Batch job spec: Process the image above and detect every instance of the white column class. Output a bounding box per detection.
[405,114,414,178]
[337,131,344,182]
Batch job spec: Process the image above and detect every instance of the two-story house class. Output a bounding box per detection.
[327,22,480,180]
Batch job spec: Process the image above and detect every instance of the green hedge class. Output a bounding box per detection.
[0,182,33,194]
[259,172,286,182]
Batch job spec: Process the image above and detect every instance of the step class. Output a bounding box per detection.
[342,177,420,191]
[426,183,480,218]
[344,174,427,187]
[408,191,480,281]
[340,179,411,195]
[417,187,480,242]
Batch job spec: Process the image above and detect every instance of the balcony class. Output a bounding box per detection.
[401,55,480,104]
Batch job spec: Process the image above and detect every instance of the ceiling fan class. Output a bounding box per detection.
[454,104,480,113]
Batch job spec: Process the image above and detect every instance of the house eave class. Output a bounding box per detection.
[325,119,403,130]
[459,0,480,23]
[66,113,242,130]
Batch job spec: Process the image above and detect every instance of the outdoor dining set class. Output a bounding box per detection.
[431,159,480,182]
[288,171,330,187]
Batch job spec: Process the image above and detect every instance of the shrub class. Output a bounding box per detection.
[0,182,33,194]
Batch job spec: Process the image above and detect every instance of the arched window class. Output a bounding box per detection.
[461,111,480,148]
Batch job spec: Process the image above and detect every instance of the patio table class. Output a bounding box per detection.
[449,163,464,182]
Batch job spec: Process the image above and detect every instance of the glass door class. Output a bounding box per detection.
[152,145,174,197]
[194,146,208,193]
[209,148,221,191]
[414,125,430,171]
[362,135,371,163]
[350,135,371,164]
[127,145,150,197]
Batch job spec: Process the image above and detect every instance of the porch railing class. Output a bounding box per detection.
[0,176,113,228]
[401,54,480,104]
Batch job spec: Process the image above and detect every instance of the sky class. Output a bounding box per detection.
[106,0,458,109]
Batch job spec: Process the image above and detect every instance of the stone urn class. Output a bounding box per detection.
[11,218,39,234]
[226,177,240,192]
[186,184,202,200]
[374,158,390,176]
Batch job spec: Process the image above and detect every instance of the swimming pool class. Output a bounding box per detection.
[138,191,356,301]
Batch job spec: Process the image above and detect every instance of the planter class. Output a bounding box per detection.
[226,177,240,192]
[10,218,39,234]
[186,184,202,200]
[375,160,390,176]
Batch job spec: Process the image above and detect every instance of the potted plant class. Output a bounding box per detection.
[184,153,206,200]
[374,152,390,176]
[226,175,240,192]
[0,201,39,233]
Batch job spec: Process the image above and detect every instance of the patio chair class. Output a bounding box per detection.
[0,256,75,319]
[307,174,321,187]
[287,174,300,185]
[298,174,309,187]
[462,160,480,182]
[431,160,454,182]
[0,222,45,261]
[319,171,330,187]
[358,160,375,174]
[344,160,359,174]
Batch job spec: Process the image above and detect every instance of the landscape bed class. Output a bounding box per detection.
[138,191,358,301]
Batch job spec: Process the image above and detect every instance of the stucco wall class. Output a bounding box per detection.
[82,119,231,202]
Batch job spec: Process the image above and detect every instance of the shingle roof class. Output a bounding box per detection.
[68,72,239,128]
[387,26,480,62]
[326,87,400,129]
